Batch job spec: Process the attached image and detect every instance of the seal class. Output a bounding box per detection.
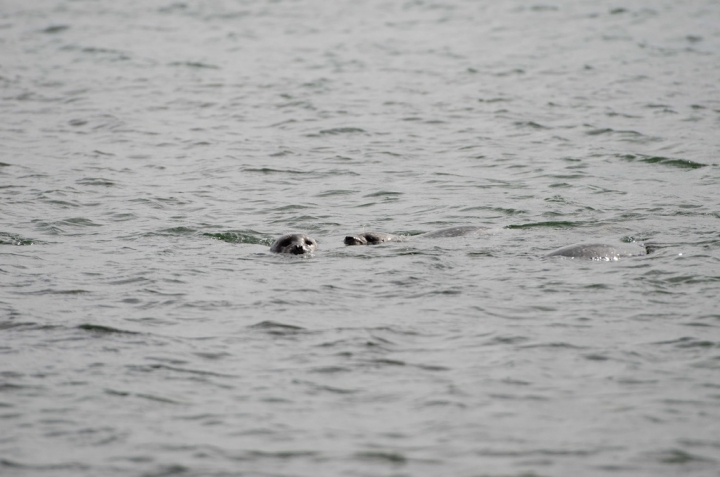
[420,226,489,238]
[547,243,647,260]
[344,232,402,246]
[344,226,489,245]
[270,234,318,255]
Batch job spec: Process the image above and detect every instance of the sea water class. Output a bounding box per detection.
[1,1,719,475]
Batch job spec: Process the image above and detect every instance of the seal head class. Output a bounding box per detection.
[270,234,318,255]
[344,232,400,246]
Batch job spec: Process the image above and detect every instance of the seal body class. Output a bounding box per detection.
[270,234,318,255]
[420,226,489,238]
[344,226,489,245]
[547,243,647,260]
[344,232,401,246]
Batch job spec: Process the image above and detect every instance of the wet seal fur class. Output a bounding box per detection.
[344,226,489,246]
[270,234,318,255]
[547,243,647,261]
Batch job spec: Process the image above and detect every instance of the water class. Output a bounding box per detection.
[2,0,720,475]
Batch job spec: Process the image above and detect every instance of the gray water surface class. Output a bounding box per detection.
[2,0,720,476]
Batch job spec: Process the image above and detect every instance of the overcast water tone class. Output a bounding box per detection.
[2,1,720,476]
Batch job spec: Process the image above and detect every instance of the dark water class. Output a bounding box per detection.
[2,1,720,476]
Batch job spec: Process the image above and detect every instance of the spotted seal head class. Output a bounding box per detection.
[547,243,647,261]
[344,232,401,246]
[270,234,318,255]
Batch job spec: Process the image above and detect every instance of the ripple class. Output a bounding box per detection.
[617,154,707,169]
[203,231,269,245]
[355,451,407,464]
[25,289,90,295]
[654,449,716,464]
[242,167,309,175]
[506,221,585,229]
[56,218,102,228]
[318,127,367,135]
[76,177,116,186]
[292,379,357,395]
[249,321,306,334]
[40,25,70,34]
[169,61,220,69]
[78,324,138,334]
[0,232,34,246]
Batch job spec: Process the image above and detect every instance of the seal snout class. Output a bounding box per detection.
[290,244,309,255]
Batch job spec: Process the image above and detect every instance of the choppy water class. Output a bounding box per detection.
[2,0,720,476]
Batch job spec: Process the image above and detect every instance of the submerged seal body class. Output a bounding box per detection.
[270,234,318,255]
[547,243,647,261]
[420,225,489,239]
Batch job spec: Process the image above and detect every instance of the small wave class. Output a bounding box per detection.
[416,363,450,371]
[618,154,707,170]
[484,335,529,346]
[268,150,295,157]
[315,189,356,197]
[40,25,70,34]
[461,206,526,216]
[586,127,644,136]
[56,218,102,227]
[0,321,40,331]
[26,289,89,295]
[242,167,308,175]
[169,61,220,69]
[203,231,269,245]
[318,127,367,135]
[0,232,34,246]
[369,358,405,367]
[78,324,138,334]
[105,389,185,404]
[44,199,81,208]
[293,379,356,395]
[76,177,116,186]
[130,364,236,378]
[520,341,587,350]
[363,191,402,198]
[310,366,351,374]
[0,458,88,471]
[153,226,197,236]
[243,450,319,460]
[355,451,407,464]
[506,221,584,229]
[653,337,718,349]
[249,321,305,331]
[514,121,550,129]
[655,449,716,464]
